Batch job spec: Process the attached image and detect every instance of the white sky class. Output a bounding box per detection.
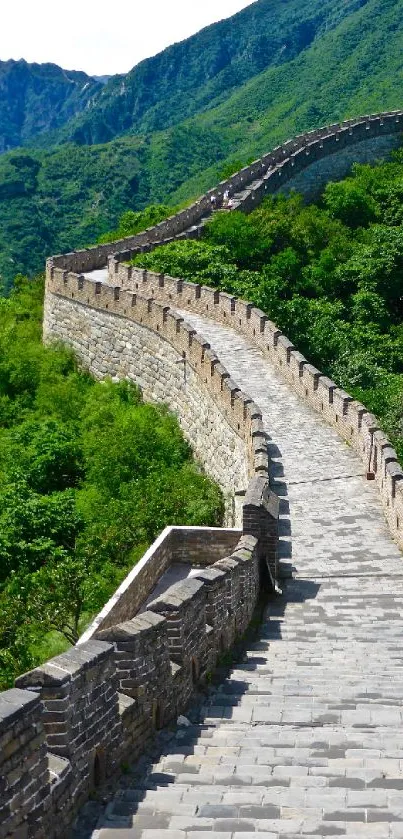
[1,0,256,77]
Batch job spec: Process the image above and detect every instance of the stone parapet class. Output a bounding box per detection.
[44,269,270,504]
[0,689,48,839]
[1,520,270,838]
[79,526,242,642]
[111,264,403,551]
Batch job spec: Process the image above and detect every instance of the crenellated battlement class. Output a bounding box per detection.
[44,260,403,554]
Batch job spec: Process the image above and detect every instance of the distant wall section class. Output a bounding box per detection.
[273,133,402,203]
[47,112,403,276]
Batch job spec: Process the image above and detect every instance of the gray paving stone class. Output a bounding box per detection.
[88,311,403,839]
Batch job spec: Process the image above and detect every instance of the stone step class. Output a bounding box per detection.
[96,832,403,839]
[96,801,403,837]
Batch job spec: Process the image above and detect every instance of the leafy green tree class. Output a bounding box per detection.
[133,238,234,279]
[6,420,84,494]
[205,210,274,269]
[22,555,108,645]
[323,180,378,228]
[0,480,82,582]
[0,587,39,689]
[80,381,189,494]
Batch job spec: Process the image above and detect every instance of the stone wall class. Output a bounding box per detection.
[273,133,402,203]
[113,266,403,552]
[0,689,49,839]
[79,526,243,643]
[236,116,403,211]
[1,509,278,839]
[44,270,270,524]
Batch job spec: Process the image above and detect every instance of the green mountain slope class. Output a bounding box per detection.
[170,0,403,202]
[0,59,106,153]
[0,0,402,290]
[56,0,369,146]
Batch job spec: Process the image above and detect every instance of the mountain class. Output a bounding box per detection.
[168,0,403,203]
[0,59,106,152]
[0,0,402,290]
[55,0,370,147]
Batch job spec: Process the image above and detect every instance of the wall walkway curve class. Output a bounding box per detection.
[91,306,403,839]
[2,112,403,839]
[106,266,403,553]
[43,269,270,524]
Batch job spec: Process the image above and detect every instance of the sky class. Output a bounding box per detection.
[1,0,255,77]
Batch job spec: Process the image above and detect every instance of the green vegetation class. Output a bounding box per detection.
[0,278,223,688]
[132,153,403,462]
[0,127,226,291]
[0,139,146,291]
[1,0,402,291]
[58,0,370,148]
[0,59,103,153]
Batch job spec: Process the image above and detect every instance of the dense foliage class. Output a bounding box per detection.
[132,153,403,462]
[0,279,223,687]
[0,59,103,153]
[0,0,402,290]
[0,129,224,290]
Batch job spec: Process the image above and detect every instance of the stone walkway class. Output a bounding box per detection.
[92,313,403,839]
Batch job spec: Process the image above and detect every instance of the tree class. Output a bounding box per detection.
[0,480,83,582]
[323,180,378,228]
[8,419,84,494]
[23,555,108,645]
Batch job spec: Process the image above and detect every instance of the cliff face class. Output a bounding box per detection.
[0,59,106,152]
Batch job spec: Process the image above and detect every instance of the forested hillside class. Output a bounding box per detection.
[56,0,368,146]
[0,0,402,290]
[131,153,403,464]
[0,279,223,687]
[0,60,105,153]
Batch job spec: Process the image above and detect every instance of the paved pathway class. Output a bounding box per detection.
[93,312,403,839]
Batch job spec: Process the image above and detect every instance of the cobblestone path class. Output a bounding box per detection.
[93,313,403,839]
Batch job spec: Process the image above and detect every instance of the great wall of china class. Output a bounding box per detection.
[2,111,403,839]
